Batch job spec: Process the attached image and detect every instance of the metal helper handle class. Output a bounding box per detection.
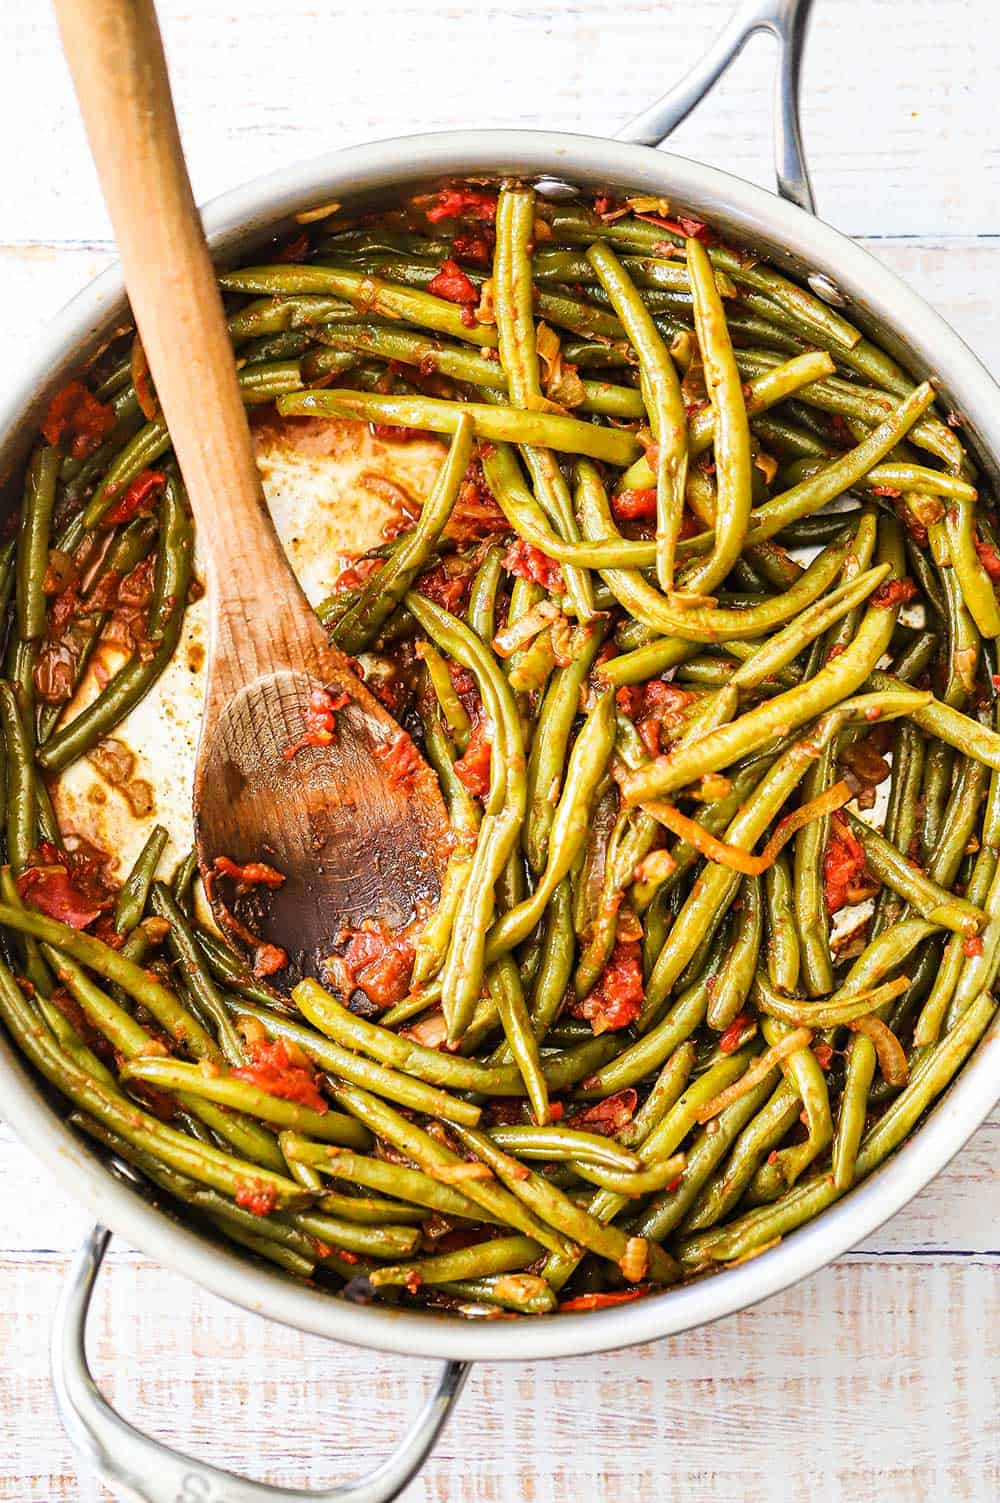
[617,0,816,213]
[53,1226,471,1503]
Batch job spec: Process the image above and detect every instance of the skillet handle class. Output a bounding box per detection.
[616,0,816,214]
[52,1226,471,1503]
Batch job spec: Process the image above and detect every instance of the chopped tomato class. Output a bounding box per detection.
[502,538,564,593]
[719,1013,751,1053]
[211,856,286,890]
[822,818,869,914]
[446,661,479,710]
[976,537,1000,582]
[50,987,117,1066]
[616,680,692,724]
[635,210,715,243]
[282,686,350,760]
[374,731,422,792]
[234,1179,278,1217]
[427,259,479,305]
[371,423,432,443]
[559,1285,651,1312]
[451,232,493,266]
[611,488,657,521]
[253,942,289,978]
[445,468,507,541]
[615,679,693,758]
[564,1088,638,1135]
[41,381,115,459]
[813,1042,834,1071]
[869,484,902,499]
[101,469,166,527]
[332,924,415,1009]
[49,583,80,635]
[332,556,383,593]
[416,556,476,614]
[963,934,984,957]
[453,715,492,798]
[232,1036,328,1114]
[16,840,113,930]
[572,938,644,1035]
[425,188,498,223]
[870,578,919,609]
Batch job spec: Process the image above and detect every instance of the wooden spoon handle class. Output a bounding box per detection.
[53,0,290,618]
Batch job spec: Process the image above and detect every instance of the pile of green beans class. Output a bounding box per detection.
[1,181,998,1318]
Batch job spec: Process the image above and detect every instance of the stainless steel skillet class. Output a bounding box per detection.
[1,0,998,1497]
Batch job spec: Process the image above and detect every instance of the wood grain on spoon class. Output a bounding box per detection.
[53,0,449,984]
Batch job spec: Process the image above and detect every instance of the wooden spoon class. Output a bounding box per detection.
[54,0,449,986]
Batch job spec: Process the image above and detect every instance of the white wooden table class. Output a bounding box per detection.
[1,2,999,1497]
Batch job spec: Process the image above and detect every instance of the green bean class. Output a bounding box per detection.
[745,1017,832,1203]
[676,237,752,595]
[587,242,687,591]
[845,810,983,936]
[869,671,1000,772]
[277,389,639,467]
[292,977,612,1097]
[117,1054,371,1147]
[487,956,550,1126]
[0,900,219,1057]
[752,970,913,1029]
[16,447,60,642]
[485,1126,641,1172]
[419,642,472,749]
[406,591,526,1035]
[571,1152,688,1198]
[524,621,606,874]
[831,1033,877,1191]
[484,691,615,959]
[194,927,291,1011]
[623,526,911,803]
[633,1073,778,1241]
[220,264,499,347]
[370,1235,545,1290]
[682,1079,801,1232]
[39,475,194,772]
[579,928,727,1097]
[0,954,308,1208]
[328,1082,574,1256]
[685,991,996,1267]
[439,1275,557,1314]
[282,1137,496,1224]
[541,1051,750,1290]
[149,882,245,1064]
[452,1124,678,1283]
[112,829,167,931]
[729,565,889,690]
[637,703,894,1027]
[764,853,800,993]
[222,993,482,1126]
[0,683,35,873]
[705,876,761,1030]
[334,415,474,652]
[577,460,854,642]
[706,382,936,549]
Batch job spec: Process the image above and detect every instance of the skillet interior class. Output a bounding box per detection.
[2,130,1000,1364]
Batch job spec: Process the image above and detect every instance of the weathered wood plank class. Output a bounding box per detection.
[1,1256,998,1502]
[0,0,997,244]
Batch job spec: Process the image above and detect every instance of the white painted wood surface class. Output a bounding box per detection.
[0,1,998,1498]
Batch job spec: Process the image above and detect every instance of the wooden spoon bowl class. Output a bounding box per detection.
[55,0,450,985]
